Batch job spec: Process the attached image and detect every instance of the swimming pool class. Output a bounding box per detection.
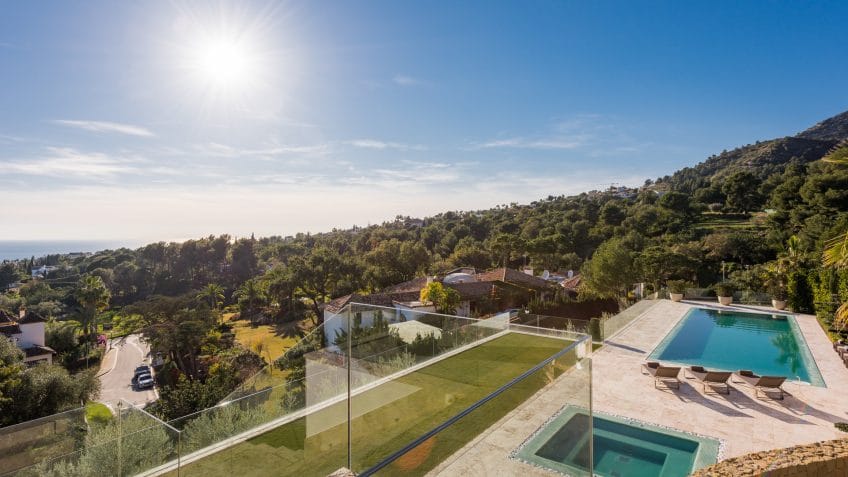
[515,407,719,477]
[649,307,824,386]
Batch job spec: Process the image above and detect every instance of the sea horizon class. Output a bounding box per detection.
[0,240,143,261]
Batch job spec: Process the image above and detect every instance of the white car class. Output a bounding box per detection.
[136,373,155,390]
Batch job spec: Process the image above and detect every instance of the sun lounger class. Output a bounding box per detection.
[641,362,681,389]
[735,370,787,400]
[686,366,732,394]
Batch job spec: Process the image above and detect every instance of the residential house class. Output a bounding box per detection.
[0,309,55,365]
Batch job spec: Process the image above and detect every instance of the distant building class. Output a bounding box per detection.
[31,265,58,278]
[0,309,55,365]
[321,267,559,346]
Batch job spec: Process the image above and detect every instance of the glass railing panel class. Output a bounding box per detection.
[364,343,591,476]
[599,299,656,340]
[172,307,351,477]
[0,406,87,476]
[347,312,586,475]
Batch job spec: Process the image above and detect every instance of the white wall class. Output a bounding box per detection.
[18,322,44,347]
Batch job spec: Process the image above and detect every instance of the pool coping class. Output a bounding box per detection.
[646,306,826,388]
[510,405,722,477]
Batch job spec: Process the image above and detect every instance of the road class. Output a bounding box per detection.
[98,334,158,408]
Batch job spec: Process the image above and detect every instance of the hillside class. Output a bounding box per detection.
[661,109,848,193]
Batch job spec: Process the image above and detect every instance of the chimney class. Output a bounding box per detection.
[19,307,26,319]
[567,270,574,279]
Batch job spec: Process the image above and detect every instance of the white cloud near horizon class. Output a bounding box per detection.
[52,120,156,137]
[0,147,140,179]
[0,168,649,241]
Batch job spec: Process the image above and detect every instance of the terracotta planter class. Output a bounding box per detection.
[718,296,733,306]
[772,299,787,311]
[670,293,684,302]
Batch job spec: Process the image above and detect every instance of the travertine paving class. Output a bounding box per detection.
[432,300,848,476]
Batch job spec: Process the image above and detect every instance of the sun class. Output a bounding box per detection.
[167,3,296,113]
[189,34,258,93]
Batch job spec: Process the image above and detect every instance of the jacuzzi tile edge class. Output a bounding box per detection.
[509,405,724,476]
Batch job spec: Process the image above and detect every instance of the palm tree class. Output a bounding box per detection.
[197,283,225,325]
[821,143,848,329]
[75,275,111,337]
[234,279,266,322]
[74,275,111,367]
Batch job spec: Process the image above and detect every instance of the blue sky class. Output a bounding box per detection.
[1,1,847,241]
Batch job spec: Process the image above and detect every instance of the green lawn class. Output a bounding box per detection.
[227,314,303,363]
[697,212,765,231]
[174,333,577,477]
[84,402,113,425]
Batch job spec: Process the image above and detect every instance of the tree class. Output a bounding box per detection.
[0,336,23,410]
[722,171,764,213]
[580,237,636,298]
[197,283,226,324]
[291,246,361,322]
[263,265,296,319]
[75,275,111,337]
[0,262,20,290]
[233,278,267,320]
[821,145,848,328]
[2,362,100,426]
[419,281,461,314]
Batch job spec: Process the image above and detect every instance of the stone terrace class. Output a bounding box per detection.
[430,300,848,476]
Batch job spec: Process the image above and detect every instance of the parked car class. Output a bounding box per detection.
[136,373,155,389]
[134,365,151,379]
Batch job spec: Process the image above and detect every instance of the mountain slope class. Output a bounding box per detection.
[663,109,848,192]
[797,110,848,141]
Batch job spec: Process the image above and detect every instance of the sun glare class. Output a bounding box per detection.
[190,34,257,92]
[167,3,296,114]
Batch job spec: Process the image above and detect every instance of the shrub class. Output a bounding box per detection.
[666,280,690,294]
[714,281,735,297]
[787,270,814,313]
[812,268,838,322]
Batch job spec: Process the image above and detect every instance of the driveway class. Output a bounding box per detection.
[98,334,158,407]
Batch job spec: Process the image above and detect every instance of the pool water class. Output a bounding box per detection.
[649,307,824,386]
[515,408,719,477]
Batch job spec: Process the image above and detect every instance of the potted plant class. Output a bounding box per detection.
[715,281,735,306]
[769,283,788,311]
[666,280,689,302]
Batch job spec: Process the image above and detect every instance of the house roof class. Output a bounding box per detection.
[476,268,552,291]
[23,345,56,358]
[0,322,21,335]
[446,281,494,300]
[561,274,582,290]
[18,312,47,324]
[381,276,429,294]
[325,293,395,314]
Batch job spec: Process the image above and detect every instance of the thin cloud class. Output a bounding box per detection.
[197,142,331,158]
[471,136,587,150]
[52,120,156,137]
[0,147,140,179]
[346,139,426,151]
[392,74,424,86]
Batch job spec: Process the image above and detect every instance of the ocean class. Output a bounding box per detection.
[0,240,141,261]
